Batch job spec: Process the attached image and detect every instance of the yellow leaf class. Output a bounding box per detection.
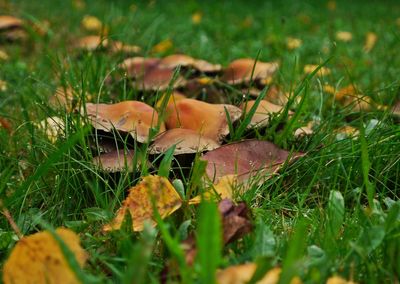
[286,37,302,50]
[363,32,377,53]
[189,175,238,204]
[303,64,331,76]
[191,11,202,24]
[323,84,336,95]
[3,228,87,284]
[216,264,302,284]
[0,79,7,91]
[0,49,9,61]
[81,15,103,33]
[336,31,353,42]
[103,175,182,232]
[151,39,173,54]
[326,276,357,284]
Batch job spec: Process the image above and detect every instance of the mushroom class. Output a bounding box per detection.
[159,54,222,73]
[165,99,242,142]
[137,66,186,91]
[74,35,108,51]
[201,139,304,183]
[149,128,220,155]
[0,15,26,41]
[240,100,292,128]
[119,57,161,78]
[83,101,165,143]
[92,149,137,172]
[221,58,279,85]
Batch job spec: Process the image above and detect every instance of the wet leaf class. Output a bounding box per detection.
[3,228,87,284]
[103,175,182,232]
[202,139,303,183]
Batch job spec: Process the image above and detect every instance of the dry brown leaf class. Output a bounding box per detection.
[363,32,377,53]
[335,85,372,111]
[84,101,165,143]
[202,139,303,183]
[165,99,242,142]
[336,31,353,42]
[3,228,87,284]
[149,128,220,155]
[217,264,281,284]
[303,64,331,76]
[0,117,11,132]
[103,175,182,232]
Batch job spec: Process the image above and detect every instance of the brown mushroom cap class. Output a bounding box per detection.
[119,57,161,78]
[0,15,23,30]
[222,58,279,84]
[241,100,290,128]
[75,35,108,51]
[137,66,186,91]
[159,54,222,73]
[92,149,137,172]
[149,128,220,155]
[201,139,304,183]
[165,98,242,141]
[84,101,165,143]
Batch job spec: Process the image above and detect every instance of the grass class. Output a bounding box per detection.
[1,0,400,283]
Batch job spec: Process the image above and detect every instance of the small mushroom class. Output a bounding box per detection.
[83,101,165,143]
[159,54,222,73]
[74,35,108,51]
[137,66,186,91]
[221,58,279,85]
[201,139,304,183]
[119,57,161,78]
[92,149,137,172]
[165,99,242,141]
[240,100,291,128]
[149,128,220,155]
[109,40,141,54]
[0,15,26,41]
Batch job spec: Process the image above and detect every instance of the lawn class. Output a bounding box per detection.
[1,0,400,283]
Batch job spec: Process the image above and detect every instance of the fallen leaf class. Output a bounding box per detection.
[335,85,372,111]
[303,64,331,76]
[323,84,336,95]
[165,99,242,142]
[103,175,182,231]
[286,37,302,50]
[326,276,356,284]
[81,15,103,33]
[0,49,9,60]
[216,264,281,284]
[0,79,7,91]
[149,128,220,155]
[0,117,11,132]
[152,39,173,54]
[3,228,87,284]
[182,199,252,265]
[92,149,137,172]
[189,175,238,204]
[336,31,353,42]
[191,12,202,24]
[83,101,165,143]
[201,139,303,183]
[363,32,377,53]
